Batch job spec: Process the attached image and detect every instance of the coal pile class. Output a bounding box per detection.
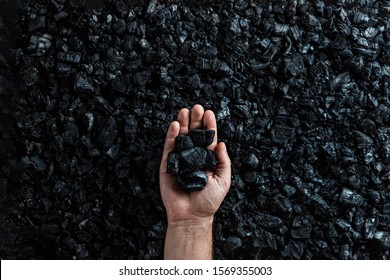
[0,0,390,259]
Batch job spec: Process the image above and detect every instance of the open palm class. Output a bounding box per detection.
[159,104,231,224]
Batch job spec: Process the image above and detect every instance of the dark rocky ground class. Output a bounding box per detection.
[0,0,390,259]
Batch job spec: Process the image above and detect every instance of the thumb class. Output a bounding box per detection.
[213,142,231,188]
[160,121,180,175]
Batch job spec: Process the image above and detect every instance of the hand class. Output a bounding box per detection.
[159,104,231,226]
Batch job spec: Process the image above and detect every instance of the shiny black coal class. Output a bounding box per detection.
[167,129,217,191]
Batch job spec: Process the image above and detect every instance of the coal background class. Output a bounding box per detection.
[0,0,390,259]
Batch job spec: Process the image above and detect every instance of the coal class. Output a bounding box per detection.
[177,171,208,192]
[373,232,390,250]
[179,147,207,172]
[175,135,193,152]
[167,152,179,175]
[167,129,218,191]
[340,188,364,207]
[188,129,215,148]
[1,0,390,260]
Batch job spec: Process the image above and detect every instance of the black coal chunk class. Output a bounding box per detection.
[373,232,390,250]
[179,147,207,171]
[339,188,364,207]
[167,129,218,192]
[74,72,94,92]
[177,171,208,192]
[167,152,179,175]
[205,150,218,170]
[98,116,118,149]
[175,135,194,152]
[22,67,40,86]
[189,129,215,147]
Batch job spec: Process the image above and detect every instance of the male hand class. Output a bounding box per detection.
[160,104,231,225]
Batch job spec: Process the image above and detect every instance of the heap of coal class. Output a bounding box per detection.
[0,0,390,259]
[167,129,217,191]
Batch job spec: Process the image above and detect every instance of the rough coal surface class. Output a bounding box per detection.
[167,129,217,191]
[0,0,390,259]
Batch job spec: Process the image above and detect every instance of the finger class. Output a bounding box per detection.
[177,108,190,135]
[190,104,205,130]
[160,121,180,174]
[203,110,218,150]
[213,142,231,190]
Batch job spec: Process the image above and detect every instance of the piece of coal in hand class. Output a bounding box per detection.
[175,135,194,152]
[167,152,180,175]
[166,129,218,192]
[179,147,208,171]
[189,129,215,147]
[177,171,208,192]
[205,150,218,170]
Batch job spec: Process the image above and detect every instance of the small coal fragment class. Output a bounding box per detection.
[257,213,284,228]
[28,34,52,56]
[270,113,298,144]
[373,232,390,250]
[167,152,179,175]
[364,209,379,239]
[243,153,259,168]
[74,72,94,92]
[189,129,215,147]
[98,116,118,149]
[22,67,40,86]
[271,194,293,218]
[175,135,194,152]
[75,243,89,259]
[223,236,242,254]
[340,188,364,207]
[177,171,208,192]
[57,52,81,64]
[28,15,46,31]
[291,215,313,239]
[62,122,79,145]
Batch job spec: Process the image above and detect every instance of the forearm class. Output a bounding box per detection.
[164,217,213,260]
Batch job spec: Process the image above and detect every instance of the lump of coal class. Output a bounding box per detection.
[205,150,218,170]
[177,171,208,192]
[270,112,299,144]
[339,187,364,206]
[179,147,207,171]
[175,135,193,152]
[167,152,179,175]
[188,129,215,147]
[291,215,313,239]
[373,232,390,250]
[23,67,40,86]
[223,236,242,254]
[98,116,118,149]
[167,129,217,192]
[74,72,94,92]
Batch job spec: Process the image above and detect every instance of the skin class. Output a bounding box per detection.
[160,104,232,259]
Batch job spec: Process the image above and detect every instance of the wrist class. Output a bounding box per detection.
[164,217,214,259]
[168,216,214,234]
